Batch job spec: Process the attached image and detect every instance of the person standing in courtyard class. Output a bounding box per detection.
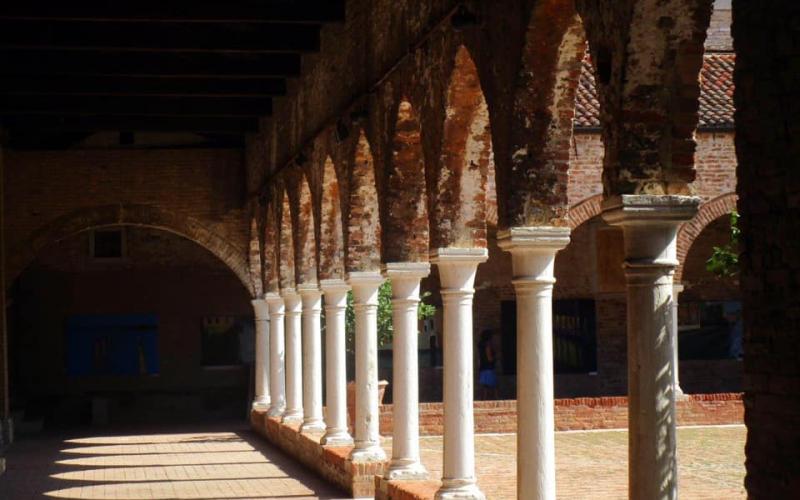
[477,329,498,400]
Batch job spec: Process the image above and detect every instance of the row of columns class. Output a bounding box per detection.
[249,195,695,500]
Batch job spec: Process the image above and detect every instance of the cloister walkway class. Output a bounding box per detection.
[0,422,745,499]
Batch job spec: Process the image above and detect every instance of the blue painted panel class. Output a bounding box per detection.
[66,315,160,376]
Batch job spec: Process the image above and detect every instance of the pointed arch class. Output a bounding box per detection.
[504,2,586,227]
[346,130,382,272]
[431,45,494,249]
[293,175,318,285]
[264,201,280,293]
[248,215,264,298]
[381,98,430,263]
[319,156,345,279]
[278,190,296,290]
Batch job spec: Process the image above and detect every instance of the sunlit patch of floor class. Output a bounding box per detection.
[0,426,346,500]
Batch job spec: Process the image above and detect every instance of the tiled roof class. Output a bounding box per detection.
[574,53,735,130]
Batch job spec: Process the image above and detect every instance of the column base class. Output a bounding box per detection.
[300,419,326,434]
[349,443,387,463]
[321,428,354,447]
[267,404,285,418]
[675,385,688,400]
[385,459,429,480]
[252,399,270,411]
[282,410,303,424]
[434,481,485,500]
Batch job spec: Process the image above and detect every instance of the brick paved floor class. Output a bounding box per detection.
[0,423,348,499]
[385,424,746,499]
[1,423,745,499]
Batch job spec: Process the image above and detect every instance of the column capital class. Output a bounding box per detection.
[430,248,487,291]
[383,261,431,280]
[281,288,302,309]
[296,283,322,310]
[497,226,571,253]
[251,298,269,320]
[347,271,384,304]
[319,278,350,295]
[601,195,701,227]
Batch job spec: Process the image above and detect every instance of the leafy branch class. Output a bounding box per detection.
[706,210,740,278]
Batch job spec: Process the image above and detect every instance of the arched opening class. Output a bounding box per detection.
[294,176,318,285]
[677,211,742,393]
[7,226,253,430]
[347,130,381,272]
[319,157,345,279]
[278,191,296,290]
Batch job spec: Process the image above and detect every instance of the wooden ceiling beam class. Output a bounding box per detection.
[1,115,260,133]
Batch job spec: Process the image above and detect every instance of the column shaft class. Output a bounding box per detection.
[603,195,699,500]
[347,272,386,462]
[384,263,430,480]
[499,227,570,500]
[251,299,271,410]
[282,289,304,424]
[299,285,325,433]
[432,248,487,500]
[671,284,685,397]
[320,280,353,446]
[266,293,286,417]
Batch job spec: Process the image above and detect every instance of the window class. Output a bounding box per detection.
[90,229,125,259]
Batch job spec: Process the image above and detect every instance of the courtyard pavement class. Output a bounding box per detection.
[0,423,745,499]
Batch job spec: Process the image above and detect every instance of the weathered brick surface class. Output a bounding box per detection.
[376,394,743,435]
[5,149,251,293]
[732,1,800,497]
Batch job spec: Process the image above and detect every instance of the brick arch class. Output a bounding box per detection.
[382,97,429,263]
[675,193,738,283]
[11,204,253,295]
[431,45,493,249]
[263,201,280,293]
[346,129,381,272]
[248,214,264,298]
[293,175,318,285]
[278,190,296,290]
[503,0,586,228]
[567,194,604,230]
[319,156,345,279]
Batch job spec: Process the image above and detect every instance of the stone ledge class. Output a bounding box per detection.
[250,409,387,498]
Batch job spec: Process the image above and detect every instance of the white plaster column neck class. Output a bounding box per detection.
[265,292,286,417]
[298,283,326,434]
[347,271,387,462]
[498,227,570,500]
[602,194,700,500]
[320,279,354,446]
[431,247,487,500]
[384,262,430,480]
[251,298,271,411]
[281,288,304,424]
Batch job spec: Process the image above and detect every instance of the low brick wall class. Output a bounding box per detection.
[250,409,386,498]
[378,393,743,435]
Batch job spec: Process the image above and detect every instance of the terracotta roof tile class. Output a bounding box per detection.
[574,53,735,130]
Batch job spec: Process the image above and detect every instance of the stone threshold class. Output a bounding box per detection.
[250,409,386,498]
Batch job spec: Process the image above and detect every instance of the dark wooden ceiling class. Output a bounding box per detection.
[0,1,344,146]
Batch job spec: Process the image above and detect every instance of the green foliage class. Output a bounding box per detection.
[706,210,740,278]
[344,279,436,352]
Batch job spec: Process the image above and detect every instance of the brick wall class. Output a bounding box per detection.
[377,393,743,435]
[4,148,251,293]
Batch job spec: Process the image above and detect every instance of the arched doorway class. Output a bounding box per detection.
[8,226,253,430]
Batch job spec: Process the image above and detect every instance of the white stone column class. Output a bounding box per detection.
[298,284,325,433]
[498,227,570,500]
[431,248,487,500]
[602,195,699,500]
[265,293,286,417]
[251,298,271,411]
[282,288,304,424]
[347,271,387,462]
[672,284,685,398]
[320,279,353,446]
[384,262,430,480]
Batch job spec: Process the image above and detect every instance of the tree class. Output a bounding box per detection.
[706,210,740,278]
[344,280,436,352]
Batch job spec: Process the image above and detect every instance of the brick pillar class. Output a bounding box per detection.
[594,225,627,395]
[733,1,800,497]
